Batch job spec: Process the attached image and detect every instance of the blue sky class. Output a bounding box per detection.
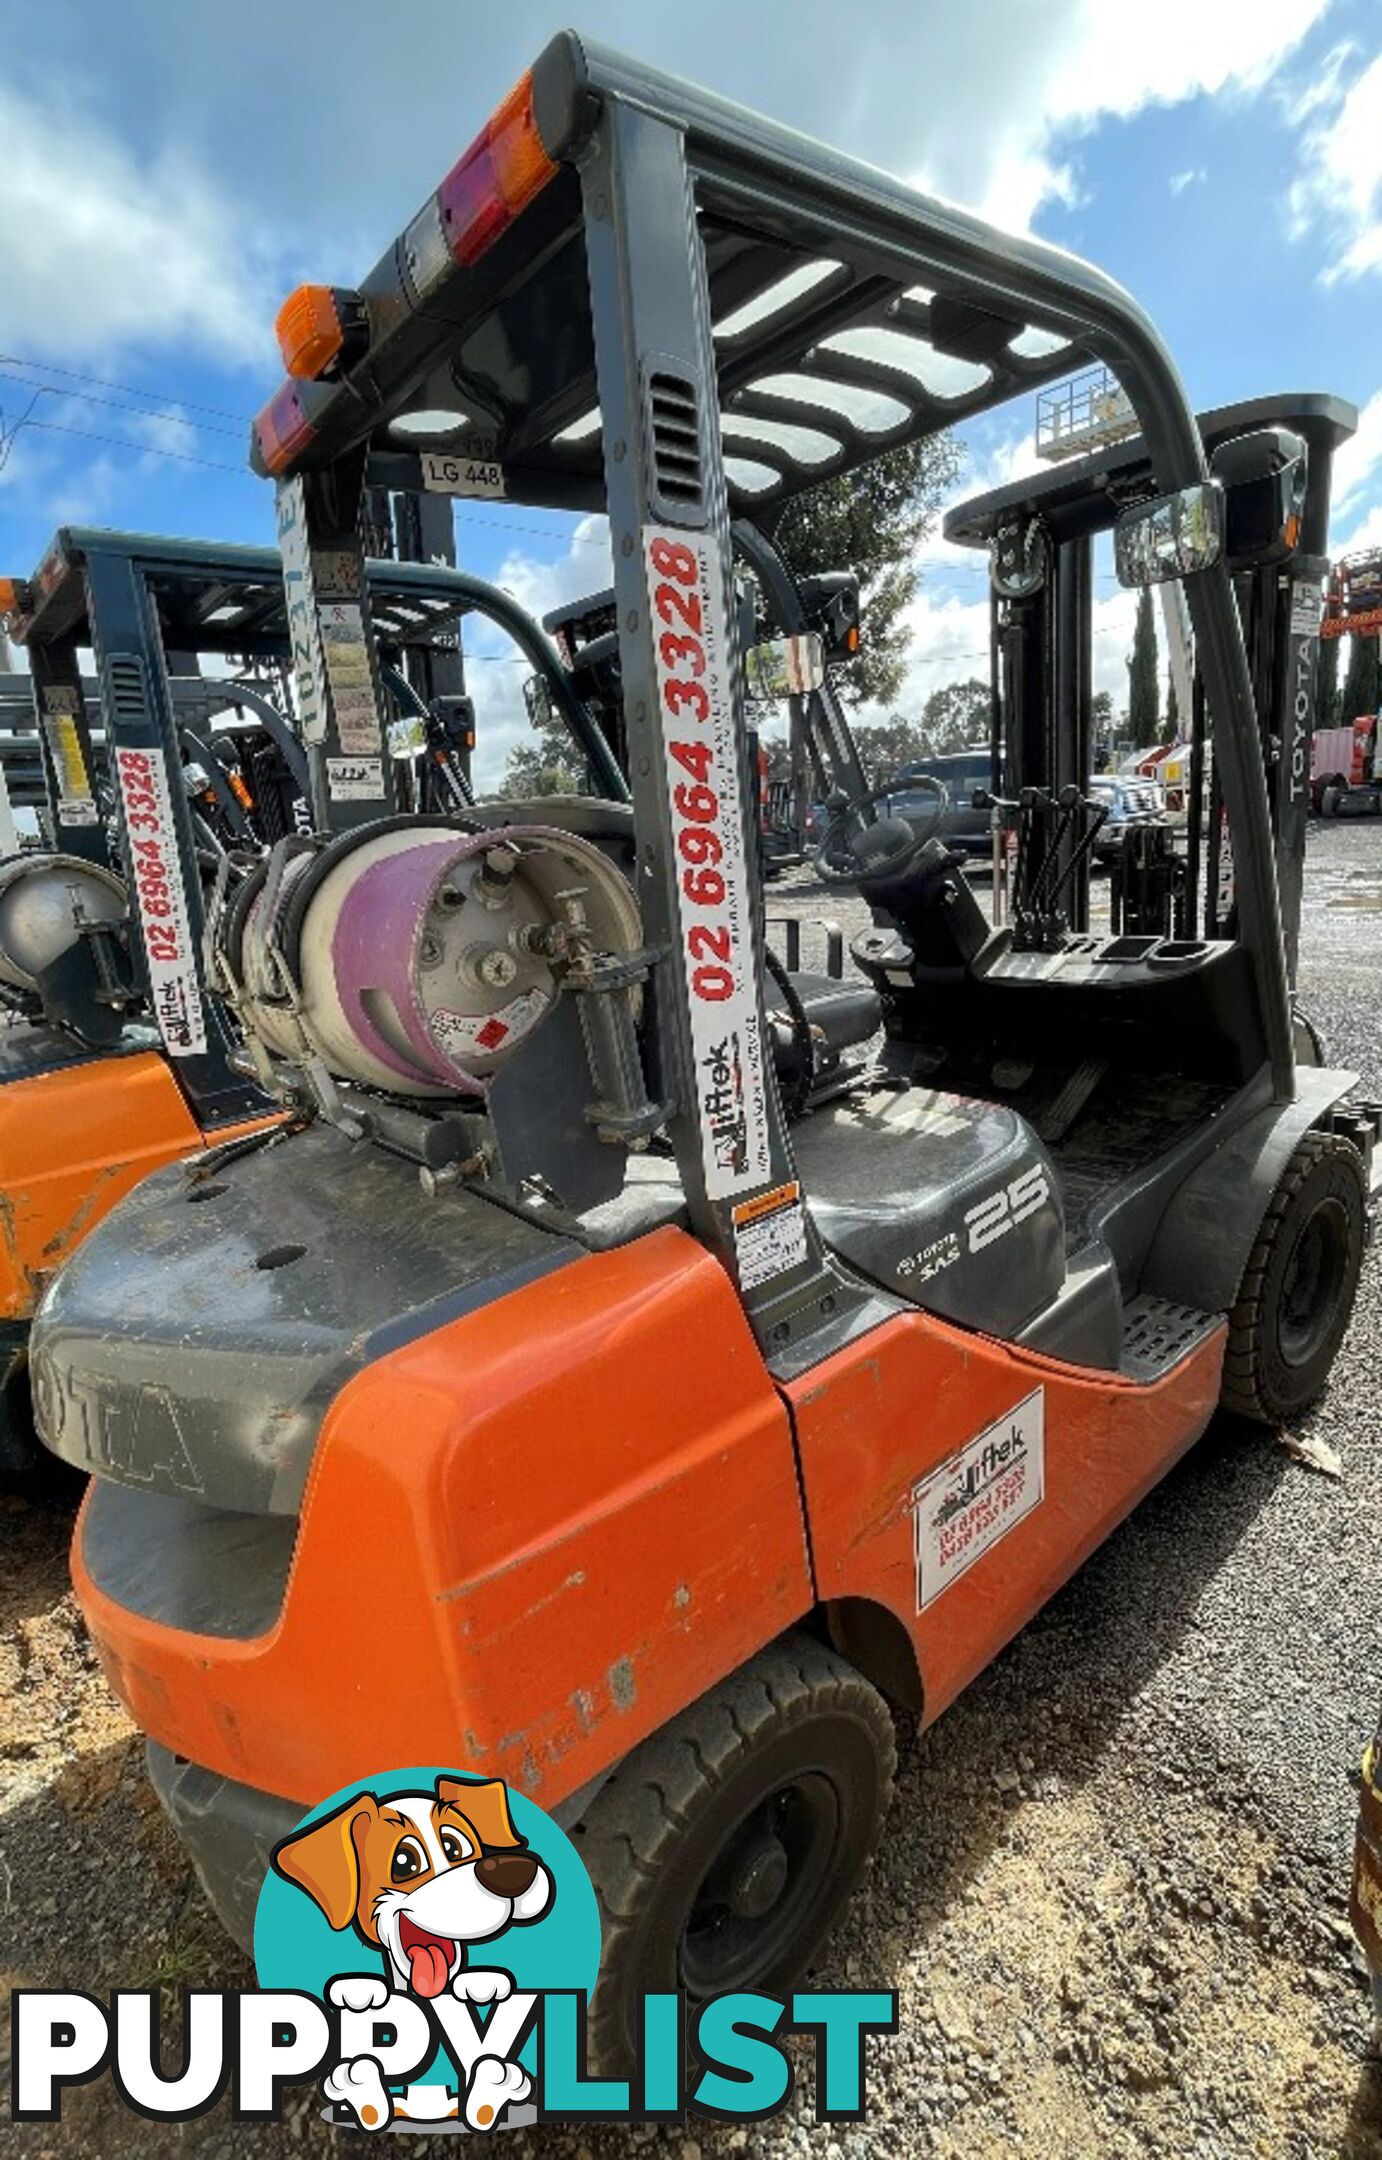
[2,0,1380,778]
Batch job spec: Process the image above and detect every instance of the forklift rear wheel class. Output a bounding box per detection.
[572,1631,896,2072]
[1221,1131,1366,1424]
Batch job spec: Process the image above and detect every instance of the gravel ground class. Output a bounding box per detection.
[4,821,1382,2158]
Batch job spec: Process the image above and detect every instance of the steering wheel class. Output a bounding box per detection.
[811,777,950,888]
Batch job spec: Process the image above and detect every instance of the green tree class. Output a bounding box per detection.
[497,695,586,799]
[773,435,964,708]
[851,713,927,787]
[1091,688,1114,769]
[1165,666,1180,738]
[1127,589,1160,748]
[919,677,991,755]
[1316,629,1340,732]
[1341,632,1380,724]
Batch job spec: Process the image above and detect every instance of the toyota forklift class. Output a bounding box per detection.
[30,35,1375,2076]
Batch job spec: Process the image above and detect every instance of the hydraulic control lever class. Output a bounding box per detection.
[978,785,1107,952]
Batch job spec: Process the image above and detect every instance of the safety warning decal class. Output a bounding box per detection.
[1289,579,1321,640]
[432,988,550,1059]
[276,480,329,747]
[644,524,771,1200]
[113,745,206,1058]
[43,692,98,827]
[317,603,383,758]
[912,1388,1045,1611]
[325,756,385,802]
[732,1181,808,1288]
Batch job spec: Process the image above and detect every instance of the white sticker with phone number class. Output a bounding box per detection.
[644,524,771,1201]
[912,1388,1045,1611]
[114,745,206,1057]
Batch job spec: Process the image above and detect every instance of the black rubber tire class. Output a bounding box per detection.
[1321,782,1344,818]
[1221,1130,1366,1424]
[572,1630,896,2074]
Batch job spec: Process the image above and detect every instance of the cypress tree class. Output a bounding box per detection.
[1341,633,1380,724]
[1316,629,1340,732]
[1128,589,1160,748]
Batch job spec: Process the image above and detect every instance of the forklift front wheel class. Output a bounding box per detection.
[1221,1131,1366,1424]
[572,1630,896,2073]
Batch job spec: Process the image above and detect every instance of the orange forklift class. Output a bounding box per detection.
[0,523,599,1470]
[31,35,1376,2067]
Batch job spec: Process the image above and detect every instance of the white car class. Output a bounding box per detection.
[1089,772,1167,859]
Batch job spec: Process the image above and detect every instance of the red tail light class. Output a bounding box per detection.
[436,70,558,269]
[252,382,316,475]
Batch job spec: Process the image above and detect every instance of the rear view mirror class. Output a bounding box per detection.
[1115,482,1224,588]
[746,632,826,699]
[523,674,555,728]
[1209,426,1308,568]
[386,715,427,760]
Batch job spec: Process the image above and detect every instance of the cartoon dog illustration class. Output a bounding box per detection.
[272,1774,553,2132]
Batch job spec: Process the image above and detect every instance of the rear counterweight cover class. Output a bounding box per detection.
[29,1122,584,1512]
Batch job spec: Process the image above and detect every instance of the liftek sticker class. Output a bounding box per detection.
[912,1388,1044,1611]
[113,744,207,1057]
[732,1182,808,1288]
[644,525,771,1200]
[326,756,386,801]
[419,451,507,499]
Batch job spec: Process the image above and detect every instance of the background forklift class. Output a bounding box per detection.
[29,34,1378,2085]
[0,518,615,1471]
[940,392,1356,998]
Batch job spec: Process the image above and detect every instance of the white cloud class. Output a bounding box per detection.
[493,516,612,626]
[1169,167,1206,194]
[0,74,280,369]
[1328,387,1382,556]
[125,405,199,458]
[1287,47,1382,284]
[902,0,1333,231]
[878,579,1139,725]
[1332,387,1382,517]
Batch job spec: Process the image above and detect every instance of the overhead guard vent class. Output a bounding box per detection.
[645,365,704,522]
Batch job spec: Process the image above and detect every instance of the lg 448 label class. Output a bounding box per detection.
[114,746,206,1057]
[643,526,771,1200]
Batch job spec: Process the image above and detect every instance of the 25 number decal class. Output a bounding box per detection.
[963,1164,1051,1253]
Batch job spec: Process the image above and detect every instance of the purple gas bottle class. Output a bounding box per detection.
[235,821,640,1097]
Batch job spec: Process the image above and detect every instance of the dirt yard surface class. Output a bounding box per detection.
[3,820,1382,2158]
